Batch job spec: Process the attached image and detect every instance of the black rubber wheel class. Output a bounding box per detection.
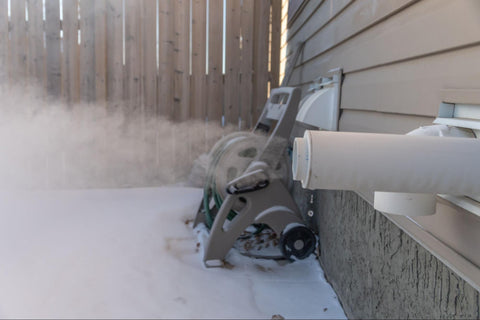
[280,225,316,260]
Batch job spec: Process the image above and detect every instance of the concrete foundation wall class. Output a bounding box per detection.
[312,189,480,319]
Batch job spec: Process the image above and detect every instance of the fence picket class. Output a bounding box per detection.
[26,0,45,87]
[45,0,61,96]
[156,0,176,180]
[190,0,207,120]
[142,0,157,117]
[0,0,284,188]
[95,0,107,103]
[62,0,79,103]
[207,0,224,124]
[252,0,270,124]
[190,0,207,154]
[0,0,8,83]
[1,0,280,129]
[239,0,255,129]
[140,0,158,181]
[106,0,123,109]
[158,0,175,118]
[172,0,190,121]
[80,0,96,102]
[172,0,191,178]
[270,0,282,89]
[124,0,142,112]
[9,0,27,84]
[224,0,241,127]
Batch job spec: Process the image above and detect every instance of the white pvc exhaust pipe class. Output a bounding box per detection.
[372,125,476,216]
[373,192,437,216]
[292,131,480,197]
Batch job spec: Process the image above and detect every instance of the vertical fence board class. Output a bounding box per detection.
[124,1,145,179]
[45,0,61,96]
[140,0,157,181]
[207,0,224,124]
[1,0,280,130]
[252,0,270,124]
[0,0,285,188]
[105,0,124,182]
[124,0,142,111]
[190,0,207,154]
[270,0,282,89]
[172,0,190,121]
[239,0,254,129]
[172,0,191,178]
[41,0,57,187]
[95,0,107,102]
[26,0,45,86]
[157,0,176,178]
[0,0,8,83]
[106,0,123,108]
[224,0,241,126]
[142,0,157,117]
[190,0,207,120]
[80,0,96,102]
[62,0,79,103]
[9,0,27,84]
[158,0,175,117]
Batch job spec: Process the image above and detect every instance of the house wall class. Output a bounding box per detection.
[287,0,480,317]
[314,190,480,319]
[287,0,480,133]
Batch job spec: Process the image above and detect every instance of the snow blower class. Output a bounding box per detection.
[194,87,317,267]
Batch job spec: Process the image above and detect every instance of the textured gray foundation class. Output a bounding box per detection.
[293,186,480,319]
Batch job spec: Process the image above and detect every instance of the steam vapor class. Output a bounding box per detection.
[0,81,233,189]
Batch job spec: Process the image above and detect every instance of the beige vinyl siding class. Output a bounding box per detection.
[286,0,353,57]
[339,110,434,134]
[286,0,480,133]
[341,46,480,117]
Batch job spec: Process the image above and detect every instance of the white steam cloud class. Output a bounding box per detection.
[0,83,233,189]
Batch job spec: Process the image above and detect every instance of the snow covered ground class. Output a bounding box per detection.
[0,187,345,319]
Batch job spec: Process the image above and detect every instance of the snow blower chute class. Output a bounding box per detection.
[194,87,317,267]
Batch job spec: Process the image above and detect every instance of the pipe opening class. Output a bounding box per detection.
[292,137,304,182]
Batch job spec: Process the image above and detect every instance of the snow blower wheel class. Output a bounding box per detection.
[280,225,316,260]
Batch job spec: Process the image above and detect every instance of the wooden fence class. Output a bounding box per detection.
[0,0,283,128]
